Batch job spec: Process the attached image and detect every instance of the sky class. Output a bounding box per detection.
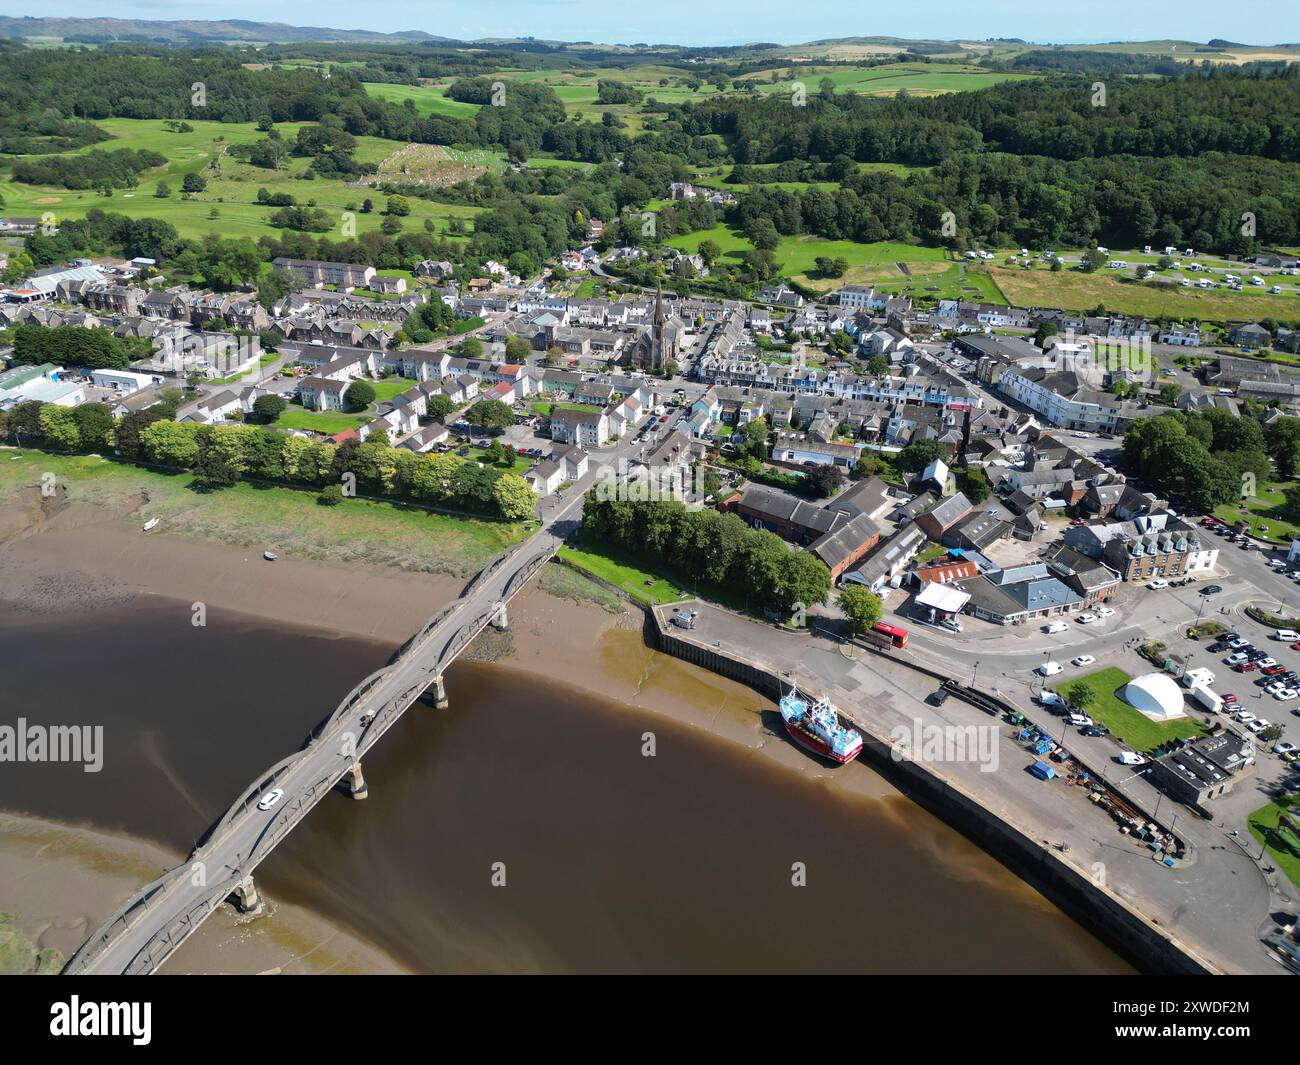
[21,1,1300,47]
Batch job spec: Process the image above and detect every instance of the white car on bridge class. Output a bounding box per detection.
[257,788,285,811]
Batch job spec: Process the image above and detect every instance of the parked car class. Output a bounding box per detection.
[1037,689,1064,707]
[1147,579,1169,590]
[1076,613,1098,625]
[1072,655,1096,667]
[1080,725,1110,737]
[1222,693,1239,705]
[1201,585,1223,595]
[1116,751,1148,766]
[1249,717,1274,730]
[1273,742,1298,756]
[1038,661,1064,677]
[1095,606,1115,618]
[1235,662,1258,672]
[1263,664,1287,676]
[1226,652,1249,664]
[1067,712,1094,727]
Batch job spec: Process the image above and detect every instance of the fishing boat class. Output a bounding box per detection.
[263,550,278,561]
[142,517,160,532]
[778,687,863,764]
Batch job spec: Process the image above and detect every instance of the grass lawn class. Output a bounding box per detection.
[0,448,526,576]
[531,401,600,416]
[457,445,532,474]
[667,226,951,290]
[1067,667,1208,751]
[1212,482,1300,544]
[273,409,367,434]
[1248,794,1300,888]
[369,379,412,404]
[556,543,693,607]
[361,80,482,119]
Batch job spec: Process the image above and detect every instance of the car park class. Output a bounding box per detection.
[1072,655,1096,667]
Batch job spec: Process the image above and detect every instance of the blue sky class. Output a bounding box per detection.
[25,1,1300,47]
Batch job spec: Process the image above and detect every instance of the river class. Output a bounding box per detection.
[0,598,1134,974]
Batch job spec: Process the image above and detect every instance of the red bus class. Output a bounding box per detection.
[871,622,909,648]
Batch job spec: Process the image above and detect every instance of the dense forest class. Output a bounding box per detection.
[6,42,1300,276]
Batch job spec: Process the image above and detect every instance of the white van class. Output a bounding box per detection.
[1044,621,1068,635]
[1276,629,1300,642]
[1038,661,1064,677]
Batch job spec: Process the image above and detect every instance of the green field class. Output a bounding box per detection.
[273,409,367,434]
[362,81,482,118]
[1212,482,1300,544]
[1067,667,1208,750]
[667,224,955,293]
[992,265,1300,323]
[0,448,525,575]
[0,118,484,243]
[1248,795,1300,889]
[556,543,692,606]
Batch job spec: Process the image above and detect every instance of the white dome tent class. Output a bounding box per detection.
[1122,672,1187,721]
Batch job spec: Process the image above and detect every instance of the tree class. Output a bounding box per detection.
[154,181,171,199]
[492,474,536,520]
[181,172,207,194]
[386,195,411,217]
[426,394,455,421]
[38,404,81,451]
[804,463,844,498]
[140,421,201,467]
[251,395,287,423]
[898,439,947,472]
[956,467,991,503]
[1065,682,1094,711]
[465,399,515,433]
[1269,418,1300,480]
[343,380,375,413]
[838,585,883,635]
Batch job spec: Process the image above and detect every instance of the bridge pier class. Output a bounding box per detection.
[431,674,449,710]
[491,602,510,632]
[340,761,369,800]
[231,875,264,915]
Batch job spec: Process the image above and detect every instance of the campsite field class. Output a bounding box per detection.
[991,265,1300,322]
